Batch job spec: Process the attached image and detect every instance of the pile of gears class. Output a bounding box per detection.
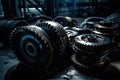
[0,12,120,80]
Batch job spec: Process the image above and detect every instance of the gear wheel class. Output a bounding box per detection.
[71,54,110,74]
[73,34,111,55]
[84,17,105,23]
[105,12,120,26]
[93,21,119,44]
[54,16,77,27]
[36,21,68,55]
[10,25,53,68]
[36,21,70,74]
[71,34,111,74]
[93,21,119,35]
[29,15,52,25]
[0,20,28,49]
[65,29,79,47]
[80,17,105,28]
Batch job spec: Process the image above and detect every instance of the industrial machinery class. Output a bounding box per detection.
[0,0,120,80]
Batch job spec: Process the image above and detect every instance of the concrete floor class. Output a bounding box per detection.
[0,43,19,80]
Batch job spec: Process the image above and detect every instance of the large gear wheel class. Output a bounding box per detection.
[54,16,77,27]
[36,21,70,74]
[10,25,53,68]
[73,34,111,55]
[0,19,28,49]
[36,21,68,55]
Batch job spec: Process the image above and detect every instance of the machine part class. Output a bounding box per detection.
[71,54,110,74]
[80,17,105,28]
[73,34,111,54]
[63,26,71,30]
[72,34,111,73]
[28,15,52,25]
[72,27,92,34]
[10,25,53,68]
[54,16,77,27]
[65,29,79,47]
[93,21,119,43]
[36,21,70,74]
[36,21,68,55]
[93,21,119,34]
[0,19,28,48]
[84,17,105,23]
[105,12,120,26]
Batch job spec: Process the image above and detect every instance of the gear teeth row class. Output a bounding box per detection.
[36,21,68,55]
[73,34,111,54]
[94,21,119,30]
[71,54,110,74]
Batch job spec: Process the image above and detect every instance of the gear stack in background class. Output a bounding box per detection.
[80,17,105,29]
[105,12,120,28]
[54,16,77,28]
[0,19,28,49]
[71,34,111,74]
[93,21,119,44]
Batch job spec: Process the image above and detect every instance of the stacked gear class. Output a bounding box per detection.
[105,12,120,27]
[80,17,105,29]
[93,21,119,44]
[0,19,28,48]
[105,12,120,45]
[54,16,77,28]
[10,21,70,76]
[71,34,111,74]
